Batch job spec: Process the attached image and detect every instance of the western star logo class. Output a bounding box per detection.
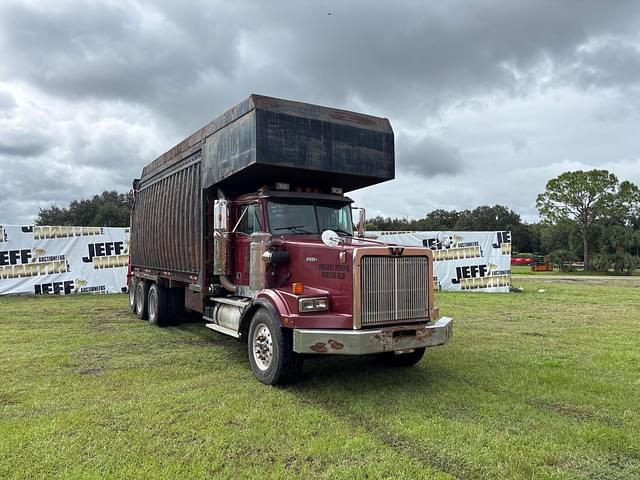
[82,241,129,269]
[388,247,404,256]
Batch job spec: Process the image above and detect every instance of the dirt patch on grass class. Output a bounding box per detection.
[296,394,482,479]
[530,399,622,427]
[0,394,18,406]
[522,331,547,337]
[72,350,110,376]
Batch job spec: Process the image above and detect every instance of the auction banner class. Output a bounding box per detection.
[0,225,129,296]
[372,231,512,293]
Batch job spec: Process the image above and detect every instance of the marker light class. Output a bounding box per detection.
[275,182,290,191]
[292,283,305,295]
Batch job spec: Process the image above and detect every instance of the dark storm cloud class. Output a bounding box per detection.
[1,0,640,224]
[398,135,464,177]
[564,38,640,89]
[0,91,17,112]
[0,132,51,157]
[2,0,640,126]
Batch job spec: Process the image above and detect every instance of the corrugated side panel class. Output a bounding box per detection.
[130,153,202,277]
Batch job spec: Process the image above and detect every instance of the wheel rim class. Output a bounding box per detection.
[136,284,144,312]
[149,289,157,321]
[252,323,273,371]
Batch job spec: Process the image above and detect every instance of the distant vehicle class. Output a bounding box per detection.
[128,95,452,385]
[511,256,534,266]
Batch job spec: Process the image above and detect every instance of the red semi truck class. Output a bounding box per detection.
[128,95,452,384]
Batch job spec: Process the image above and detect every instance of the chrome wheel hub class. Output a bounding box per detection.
[252,323,273,371]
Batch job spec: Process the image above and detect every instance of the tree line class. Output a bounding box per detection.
[35,170,640,272]
[367,170,640,273]
[36,191,131,228]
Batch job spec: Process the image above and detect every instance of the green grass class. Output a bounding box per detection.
[1,282,639,479]
[511,265,640,276]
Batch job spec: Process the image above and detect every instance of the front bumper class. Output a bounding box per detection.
[292,317,453,355]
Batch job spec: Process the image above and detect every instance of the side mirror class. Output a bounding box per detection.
[352,207,366,237]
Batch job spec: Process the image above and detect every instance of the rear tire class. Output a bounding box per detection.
[135,280,149,320]
[382,347,426,367]
[148,283,169,327]
[248,308,302,385]
[167,287,184,324]
[128,277,138,313]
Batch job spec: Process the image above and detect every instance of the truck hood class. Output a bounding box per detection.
[273,234,388,251]
[270,234,390,317]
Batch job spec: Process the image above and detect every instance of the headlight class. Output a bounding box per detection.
[298,297,329,312]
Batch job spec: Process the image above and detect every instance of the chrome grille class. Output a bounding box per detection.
[360,255,429,327]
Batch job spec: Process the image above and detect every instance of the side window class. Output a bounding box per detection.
[238,204,262,235]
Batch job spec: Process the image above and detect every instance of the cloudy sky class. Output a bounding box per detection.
[1,0,640,225]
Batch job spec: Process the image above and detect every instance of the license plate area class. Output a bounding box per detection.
[392,328,418,339]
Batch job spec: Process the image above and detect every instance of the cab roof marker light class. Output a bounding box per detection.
[275,182,290,191]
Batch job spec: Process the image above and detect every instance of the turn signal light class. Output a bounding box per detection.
[292,283,305,295]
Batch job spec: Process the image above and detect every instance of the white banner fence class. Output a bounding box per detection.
[0,225,129,296]
[1,225,510,295]
[371,231,512,292]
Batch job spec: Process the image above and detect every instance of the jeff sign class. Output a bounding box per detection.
[0,225,129,296]
[372,231,512,293]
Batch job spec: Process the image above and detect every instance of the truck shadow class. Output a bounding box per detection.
[171,320,451,390]
[297,354,448,390]
[286,356,472,477]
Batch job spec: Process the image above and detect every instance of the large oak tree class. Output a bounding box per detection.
[536,170,639,269]
[36,191,132,227]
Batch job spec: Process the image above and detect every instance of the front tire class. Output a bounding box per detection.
[248,309,302,385]
[382,347,426,367]
[148,283,169,327]
[135,280,149,320]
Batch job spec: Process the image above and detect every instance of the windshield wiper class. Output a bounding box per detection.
[274,225,312,234]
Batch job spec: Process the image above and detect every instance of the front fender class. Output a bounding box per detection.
[238,291,291,338]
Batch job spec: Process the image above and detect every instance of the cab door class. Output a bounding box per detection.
[233,203,263,286]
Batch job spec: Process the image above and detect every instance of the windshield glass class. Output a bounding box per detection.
[267,200,353,235]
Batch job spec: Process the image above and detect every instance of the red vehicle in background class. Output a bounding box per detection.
[511,255,534,266]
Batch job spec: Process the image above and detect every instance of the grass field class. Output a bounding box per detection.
[511,265,640,276]
[1,280,639,479]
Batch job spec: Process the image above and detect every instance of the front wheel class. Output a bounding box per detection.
[381,347,426,367]
[248,309,302,385]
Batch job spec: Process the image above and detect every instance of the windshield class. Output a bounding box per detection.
[267,200,354,235]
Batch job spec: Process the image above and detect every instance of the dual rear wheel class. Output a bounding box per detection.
[130,278,181,327]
